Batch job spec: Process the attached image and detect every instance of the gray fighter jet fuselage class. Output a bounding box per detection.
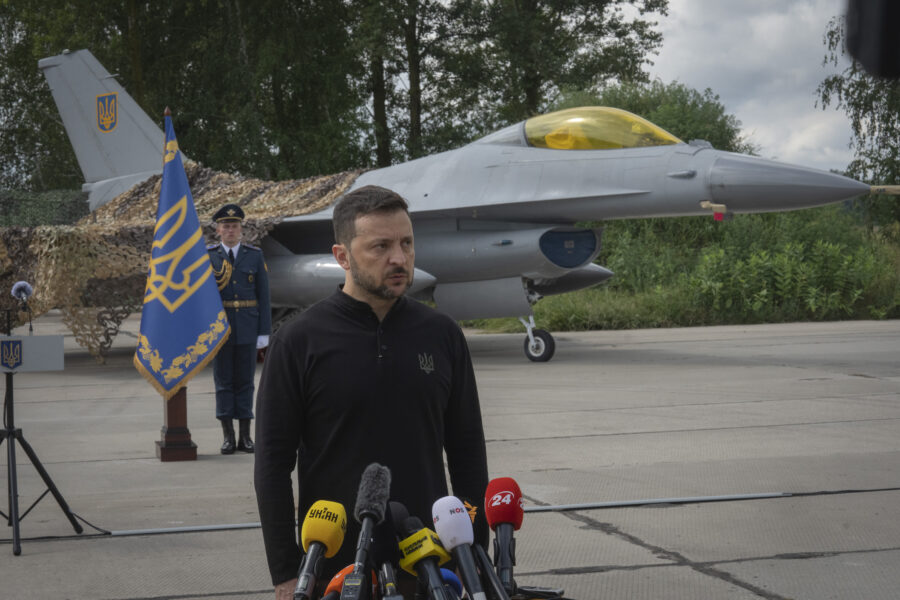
[39,49,871,361]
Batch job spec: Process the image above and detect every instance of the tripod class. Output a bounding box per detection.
[2,332,83,555]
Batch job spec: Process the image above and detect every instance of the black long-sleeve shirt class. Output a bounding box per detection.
[254,290,489,585]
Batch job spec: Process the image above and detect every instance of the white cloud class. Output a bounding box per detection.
[644,0,854,172]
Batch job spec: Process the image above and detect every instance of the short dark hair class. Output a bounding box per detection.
[332,185,409,245]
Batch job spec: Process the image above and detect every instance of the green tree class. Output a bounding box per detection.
[1,1,670,191]
[553,80,759,291]
[0,0,127,191]
[595,80,756,154]
[444,0,668,126]
[0,0,370,190]
[817,15,900,226]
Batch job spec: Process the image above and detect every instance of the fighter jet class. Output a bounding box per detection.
[39,49,873,361]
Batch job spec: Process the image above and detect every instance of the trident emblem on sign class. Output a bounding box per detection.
[1,340,23,370]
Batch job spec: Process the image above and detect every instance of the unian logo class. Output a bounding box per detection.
[97,93,117,132]
[1,340,23,370]
[418,353,434,374]
[309,506,340,523]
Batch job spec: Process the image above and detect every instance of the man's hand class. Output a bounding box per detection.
[274,578,297,599]
[257,334,270,349]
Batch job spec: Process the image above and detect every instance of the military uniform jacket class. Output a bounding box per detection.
[208,243,272,345]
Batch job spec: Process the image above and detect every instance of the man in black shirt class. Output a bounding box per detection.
[254,186,489,599]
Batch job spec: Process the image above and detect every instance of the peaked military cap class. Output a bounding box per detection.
[213,203,244,223]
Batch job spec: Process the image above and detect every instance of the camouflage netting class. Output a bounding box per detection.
[0,161,364,362]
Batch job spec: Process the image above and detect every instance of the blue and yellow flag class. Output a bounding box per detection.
[133,113,230,399]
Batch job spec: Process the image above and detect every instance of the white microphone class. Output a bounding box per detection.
[432,496,487,600]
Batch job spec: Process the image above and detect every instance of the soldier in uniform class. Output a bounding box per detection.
[208,203,272,454]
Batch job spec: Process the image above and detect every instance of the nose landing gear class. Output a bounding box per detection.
[518,316,555,362]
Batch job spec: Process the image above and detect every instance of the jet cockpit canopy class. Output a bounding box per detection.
[525,106,683,150]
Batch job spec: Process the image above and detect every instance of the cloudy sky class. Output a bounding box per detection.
[641,0,853,173]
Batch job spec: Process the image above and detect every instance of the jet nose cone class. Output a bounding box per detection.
[709,154,869,212]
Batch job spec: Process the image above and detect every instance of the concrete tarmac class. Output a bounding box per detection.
[2,313,899,599]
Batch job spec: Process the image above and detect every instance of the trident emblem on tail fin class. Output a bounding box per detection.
[96,93,117,132]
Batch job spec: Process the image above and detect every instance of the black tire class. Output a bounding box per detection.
[524,329,555,362]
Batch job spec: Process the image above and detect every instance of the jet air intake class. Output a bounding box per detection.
[539,229,598,268]
[267,254,436,308]
[414,226,603,282]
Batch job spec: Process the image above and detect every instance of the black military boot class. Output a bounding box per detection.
[220,419,236,455]
[237,419,254,453]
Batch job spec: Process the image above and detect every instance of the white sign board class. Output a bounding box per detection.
[1,335,64,372]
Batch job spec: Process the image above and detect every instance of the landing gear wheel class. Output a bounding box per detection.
[524,329,555,362]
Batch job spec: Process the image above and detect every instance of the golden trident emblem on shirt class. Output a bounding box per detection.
[143,195,213,313]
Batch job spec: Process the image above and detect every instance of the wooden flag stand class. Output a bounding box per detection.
[156,387,197,461]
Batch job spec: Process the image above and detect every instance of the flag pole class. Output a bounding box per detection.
[135,105,230,460]
[156,386,197,461]
[155,107,196,461]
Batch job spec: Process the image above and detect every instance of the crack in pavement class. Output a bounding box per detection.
[551,509,793,600]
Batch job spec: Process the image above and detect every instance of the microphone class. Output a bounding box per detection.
[11,281,33,302]
[372,505,403,600]
[440,568,463,599]
[388,501,409,528]
[457,498,510,600]
[396,514,452,600]
[326,565,354,597]
[376,561,403,600]
[484,477,524,597]
[324,564,377,600]
[432,496,487,600]
[352,463,392,570]
[294,500,348,600]
[472,544,511,600]
[341,463,391,600]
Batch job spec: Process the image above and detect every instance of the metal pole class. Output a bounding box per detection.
[523,492,792,513]
[5,371,22,555]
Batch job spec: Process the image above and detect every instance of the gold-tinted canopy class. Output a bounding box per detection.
[525,106,683,150]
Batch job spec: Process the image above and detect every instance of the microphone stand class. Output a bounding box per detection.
[4,299,33,336]
[19,299,33,335]
[2,304,82,555]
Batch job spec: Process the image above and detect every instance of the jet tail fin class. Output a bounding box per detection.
[38,49,166,210]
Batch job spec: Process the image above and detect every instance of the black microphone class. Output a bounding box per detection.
[388,501,410,530]
[460,495,510,600]
[432,496,487,600]
[341,463,391,600]
[373,504,403,600]
[472,544,511,600]
[396,514,452,600]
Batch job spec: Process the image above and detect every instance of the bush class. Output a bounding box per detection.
[690,239,900,322]
[469,205,900,332]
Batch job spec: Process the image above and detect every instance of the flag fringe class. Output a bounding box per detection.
[133,326,231,401]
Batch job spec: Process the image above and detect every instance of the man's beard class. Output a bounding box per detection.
[349,255,413,300]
